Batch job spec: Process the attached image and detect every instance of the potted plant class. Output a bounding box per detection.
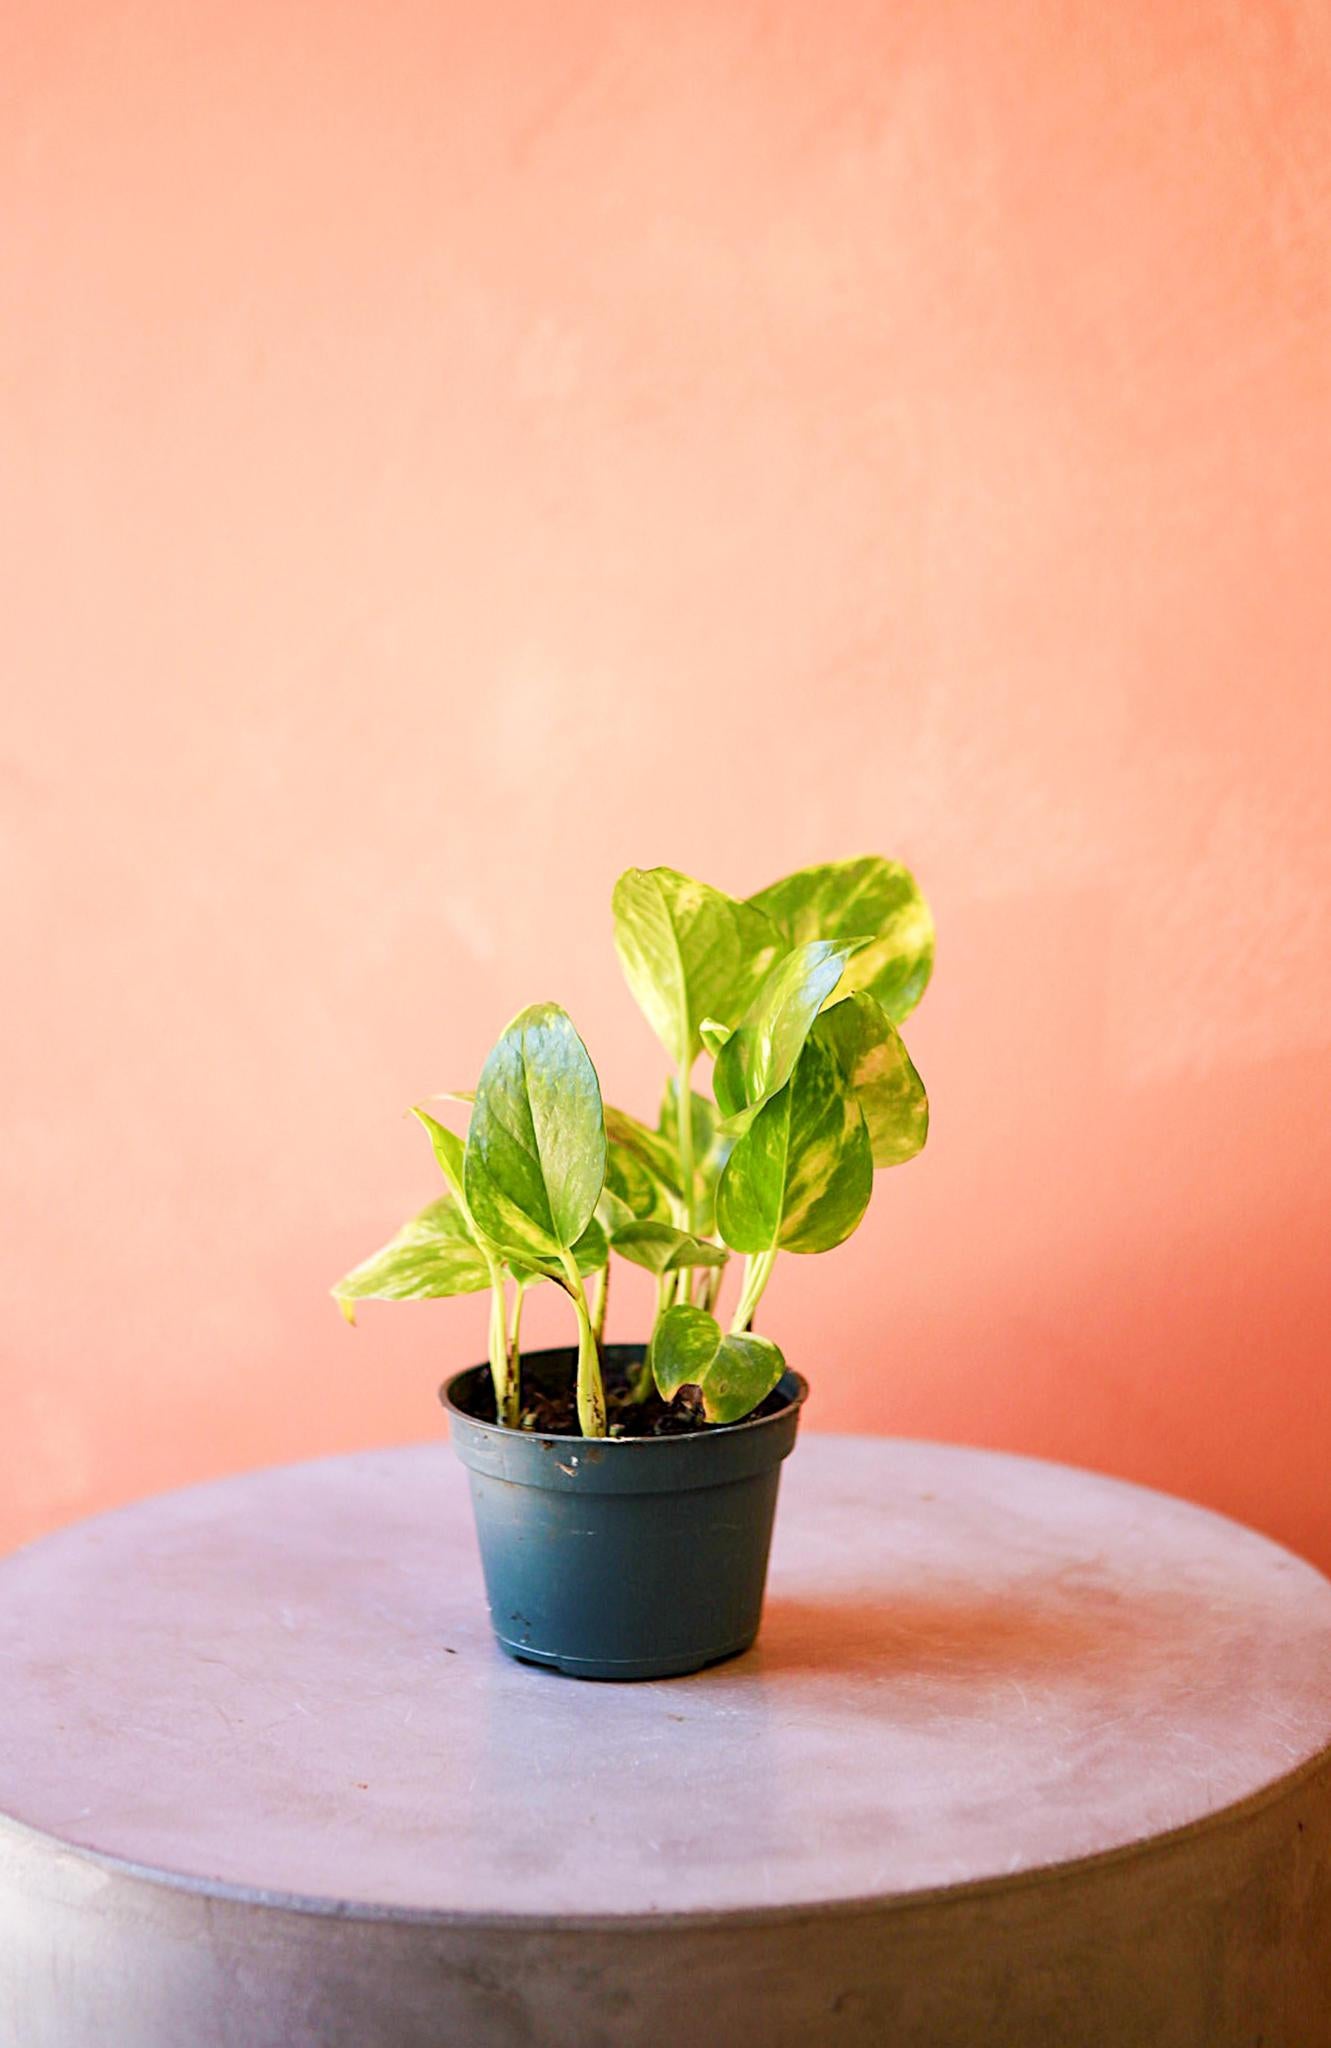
[335,858,931,1679]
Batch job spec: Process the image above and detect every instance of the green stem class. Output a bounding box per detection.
[590,1261,610,1347]
[730,1248,777,1335]
[558,1250,606,1437]
[675,1063,696,1234]
[507,1277,528,1404]
[485,1258,517,1426]
[638,1275,675,1405]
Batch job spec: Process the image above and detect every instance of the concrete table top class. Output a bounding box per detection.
[3,1434,1331,2046]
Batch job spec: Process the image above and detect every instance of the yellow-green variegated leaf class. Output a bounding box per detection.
[603,1136,673,1223]
[604,1103,682,1197]
[716,1033,873,1255]
[332,1196,491,1322]
[712,939,861,1133]
[414,1101,599,1283]
[648,1303,785,1424]
[552,1215,609,1278]
[596,1184,638,1238]
[509,1219,610,1288]
[612,867,781,1069]
[411,1106,468,1203]
[464,1003,606,1266]
[659,1082,733,1235]
[814,992,928,1169]
[611,1222,728,1277]
[748,855,934,1023]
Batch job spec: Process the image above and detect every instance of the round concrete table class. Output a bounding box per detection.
[2,1437,1330,2047]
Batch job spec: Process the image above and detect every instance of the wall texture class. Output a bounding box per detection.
[3,1,1329,1563]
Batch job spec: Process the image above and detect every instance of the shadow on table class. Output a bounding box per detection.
[746,1578,1194,1684]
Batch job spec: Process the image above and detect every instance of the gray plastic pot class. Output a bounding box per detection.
[442,1343,807,1681]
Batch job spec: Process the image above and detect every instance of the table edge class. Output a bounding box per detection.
[5,1733,1330,1933]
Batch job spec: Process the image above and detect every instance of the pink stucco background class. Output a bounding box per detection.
[4,2,1330,1561]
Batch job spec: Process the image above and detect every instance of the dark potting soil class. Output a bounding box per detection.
[459,1355,789,1439]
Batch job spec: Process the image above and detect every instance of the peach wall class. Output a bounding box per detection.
[3,1,1330,1563]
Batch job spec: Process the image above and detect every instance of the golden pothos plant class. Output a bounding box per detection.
[335,857,931,1437]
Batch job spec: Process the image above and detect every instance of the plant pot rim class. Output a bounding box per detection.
[440,1339,808,1449]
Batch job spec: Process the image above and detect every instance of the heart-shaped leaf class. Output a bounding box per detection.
[716,1032,873,1254]
[464,1003,606,1267]
[610,1221,729,1277]
[612,867,781,1070]
[649,1303,785,1423]
[748,855,934,1023]
[814,992,929,1168]
[332,1196,491,1322]
[713,938,860,1132]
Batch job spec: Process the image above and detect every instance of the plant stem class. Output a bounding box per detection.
[676,1063,696,1233]
[628,1273,669,1406]
[558,1249,607,1437]
[730,1248,777,1335]
[485,1259,517,1426]
[507,1277,527,1396]
[590,1261,610,1347]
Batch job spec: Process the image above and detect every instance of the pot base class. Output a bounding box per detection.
[499,1629,757,1682]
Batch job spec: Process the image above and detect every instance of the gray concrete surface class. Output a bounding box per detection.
[2,1435,1329,2043]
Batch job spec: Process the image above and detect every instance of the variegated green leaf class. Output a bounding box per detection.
[464,1003,606,1266]
[659,1081,732,1235]
[748,855,934,1023]
[649,1302,718,1398]
[716,1032,873,1254]
[507,1219,610,1286]
[332,1196,491,1322]
[411,1106,468,1202]
[604,1136,673,1223]
[542,1214,609,1280]
[649,1303,785,1424]
[604,1103,682,1196]
[612,867,781,1069]
[414,1100,603,1281]
[611,1221,729,1277]
[713,939,860,1133]
[596,1184,638,1238]
[814,992,929,1169]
